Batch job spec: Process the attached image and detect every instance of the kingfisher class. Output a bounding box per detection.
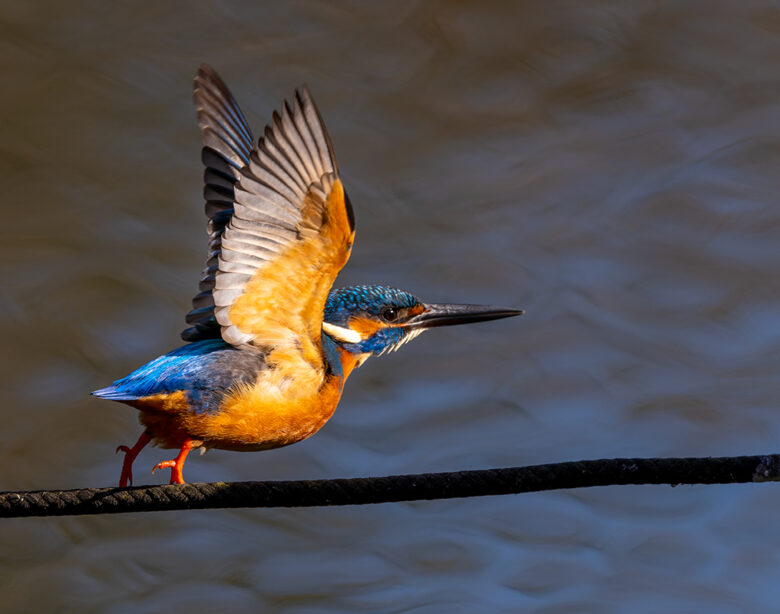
[93,64,523,486]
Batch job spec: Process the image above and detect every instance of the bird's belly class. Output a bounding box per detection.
[139,373,345,452]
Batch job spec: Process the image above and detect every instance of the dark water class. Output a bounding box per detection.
[2,1,780,612]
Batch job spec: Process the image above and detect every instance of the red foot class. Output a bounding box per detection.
[152,439,197,484]
[116,431,152,487]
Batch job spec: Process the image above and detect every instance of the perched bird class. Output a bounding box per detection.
[93,65,522,486]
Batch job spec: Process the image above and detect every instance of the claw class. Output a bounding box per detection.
[151,460,175,475]
[116,431,152,487]
[151,440,196,484]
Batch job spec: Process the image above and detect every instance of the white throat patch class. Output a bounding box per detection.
[322,321,362,344]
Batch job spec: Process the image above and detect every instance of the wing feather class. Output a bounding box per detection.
[262,125,308,192]
[182,65,255,341]
[183,65,355,361]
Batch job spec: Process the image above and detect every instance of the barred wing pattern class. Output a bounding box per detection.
[183,64,255,342]
[184,65,355,354]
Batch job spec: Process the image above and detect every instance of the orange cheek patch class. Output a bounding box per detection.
[348,316,383,338]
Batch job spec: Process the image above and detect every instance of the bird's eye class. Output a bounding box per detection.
[382,307,399,322]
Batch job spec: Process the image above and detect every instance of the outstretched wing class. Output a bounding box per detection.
[183,65,355,366]
[183,64,255,342]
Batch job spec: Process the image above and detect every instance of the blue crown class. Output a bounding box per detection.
[324,285,419,326]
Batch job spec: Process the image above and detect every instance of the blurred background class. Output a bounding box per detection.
[2,1,780,612]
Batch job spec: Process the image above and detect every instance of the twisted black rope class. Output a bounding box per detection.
[2,454,779,518]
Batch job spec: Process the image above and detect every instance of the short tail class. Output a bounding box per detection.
[91,386,140,401]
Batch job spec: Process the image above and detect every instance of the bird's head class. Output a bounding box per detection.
[322,285,522,367]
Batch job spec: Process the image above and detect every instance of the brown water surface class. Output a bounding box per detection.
[2,2,780,612]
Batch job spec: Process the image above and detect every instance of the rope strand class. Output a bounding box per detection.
[2,454,779,518]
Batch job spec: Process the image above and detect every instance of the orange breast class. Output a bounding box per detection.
[132,339,363,452]
[169,373,346,452]
[336,347,366,379]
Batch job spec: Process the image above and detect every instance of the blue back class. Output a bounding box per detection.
[93,339,266,412]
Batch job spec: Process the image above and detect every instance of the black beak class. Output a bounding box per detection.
[407,303,524,329]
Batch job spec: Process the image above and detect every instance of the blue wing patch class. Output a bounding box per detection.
[93,339,266,412]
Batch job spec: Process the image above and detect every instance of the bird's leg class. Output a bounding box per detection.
[152,439,198,484]
[116,430,152,487]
